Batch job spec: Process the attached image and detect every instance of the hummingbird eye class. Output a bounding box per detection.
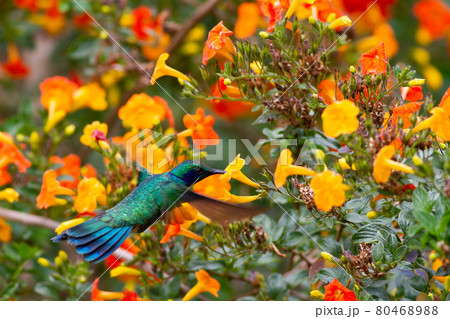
[195,167,202,173]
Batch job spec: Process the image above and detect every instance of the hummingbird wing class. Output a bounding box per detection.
[181,190,267,224]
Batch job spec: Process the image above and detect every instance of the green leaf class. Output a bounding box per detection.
[397,261,414,271]
[412,208,437,234]
[352,223,399,244]
[266,273,288,300]
[410,275,428,293]
[371,242,384,263]
[393,246,407,263]
[435,266,450,277]
[412,186,431,212]
[345,213,364,224]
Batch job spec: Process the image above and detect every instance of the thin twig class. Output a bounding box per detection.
[0,207,59,230]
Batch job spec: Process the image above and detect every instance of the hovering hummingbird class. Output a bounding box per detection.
[52,160,264,263]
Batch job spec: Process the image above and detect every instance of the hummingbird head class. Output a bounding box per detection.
[169,160,225,186]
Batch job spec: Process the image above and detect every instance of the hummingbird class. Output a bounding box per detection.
[52,160,264,263]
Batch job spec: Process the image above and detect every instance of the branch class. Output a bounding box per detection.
[167,0,220,53]
[0,207,59,230]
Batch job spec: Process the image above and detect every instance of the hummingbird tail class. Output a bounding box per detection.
[52,218,132,264]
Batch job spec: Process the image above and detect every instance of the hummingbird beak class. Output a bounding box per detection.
[210,168,226,175]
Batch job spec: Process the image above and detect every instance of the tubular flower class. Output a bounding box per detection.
[234,3,260,38]
[150,53,190,85]
[401,86,423,102]
[165,203,211,225]
[72,82,107,111]
[50,154,82,188]
[160,224,203,243]
[359,42,387,75]
[285,0,316,19]
[373,145,414,184]
[392,102,422,129]
[0,133,31,186]
[202,21,236,65]
[310,170,350,212]
[324,278,357,301]
[321,100,359,138]
[110,266,141,278]
[74,178,106,213]
[91,278,124,301]
[274,149,316,189]
[55,218,85,235]
[0,188,20,203]
[181,108,220,149]
[1,43,29,79]
[411,107,450,141]
[119,93,167,130]
[193,174,231,199]
[182,269,220,301]
[318,79,344,105]
[328,15,351,29]
[439,86,450,115]
[0,218,12,243]
[36,170,75,209]
[80,121,110,149]
[222,154,259,188]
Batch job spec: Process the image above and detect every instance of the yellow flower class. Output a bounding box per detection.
[101,69,125,88]
[55,218,85,235]
[44,109,66,133]
[72,82,108,111]
[80,121,109,149]
[328,16,352,29]
[150,53,190,85]
[338,158,355,170]
[37,257,50,267]
[366,211,378,219]
[411,47,430,66]
[423,65,443,91]
[274,149,316,189]
[310,171,350,212]
[74,178,106,213]
[321,252,334,261]
[373,145,414,184]
[118,94,168,130]
[322,100,359,138]
[182,269,220,301]
[222,154,259,188]
[166,203,211,225]
[0,217,12,243]
[0,188,19,203]
[408,79,426,87]
[285,0,316,19]
[111,266,141,278]
[412,107,450,141]
[310,290,325,300]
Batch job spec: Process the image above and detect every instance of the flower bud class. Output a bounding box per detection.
[99,30,108,40]
[315,149,325,162]
[366,211,377,219]
[439,143,446,150]
[327,13,336,23]
[321,251,333,262]
[408,79,425,87]
[338,158,351,170]
[100,5,111,13]
[412,155,423,166]
[64,124,76,136]
[178,78,185,85]
[328,16,352,29]
[445,275,450,292]
[58,250,68,261]
[54,256,63,267]
[30,131,40,147]
[259,31,269,39]
[308,16,316,24]
[16,134,26,142]
[223,78,232,86]
[429,252,438,261]
[310,290,325,299]
[349,66,356,73]
[37,257,50,268]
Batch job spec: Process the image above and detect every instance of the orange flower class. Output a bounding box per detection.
[150,53,190,85]
[36,170,75,209]
[202,21,236,65]
[181,108,219,149]
[182,269,220,301]
[80,121,109,149]
[14,0,39,11]
[411,107,450,141]
[50,154,81,188]
[392,102,422,129]
[357,23,398,58]
[222,154,259,188]
[310,170,350,212]
[259,0,286,33]
[119,94,167,130]
[160,224,203,244]
[412,0,450,40]
[141,33,171,61]
[324,278,357,301]
[0,218,12,243]
[318,79,343,105]
[91,278,124,301]
[439,86,450,115]
[165,203,211,225]
[72,82,108,111]
[401,86,423,102]
[373,145,414,184]
[1,43,29,79]
[74,178,106,213]
[130,6,164,40]
[321,100,359,138]
[30,1,66,35]
[359,42,387,75]
[0,133,31,186]
[193,174,231,199]
[274,149,316,189]
[234,3,260,39]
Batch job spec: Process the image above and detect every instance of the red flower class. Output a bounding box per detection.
[1,43,29,79]
[341,0,395,17]
[182,108,220,149]
[392,102,422,129]
[359,42,387,75]
[413,0,450,40]
[50,154,81,188]
[401,86,423,102]
[120,290,139,301]
[324,278,358,301]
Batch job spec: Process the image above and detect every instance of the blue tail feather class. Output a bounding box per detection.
[84,227,132,263]
[67,227,114,246]
[89,228,132,264]
[75,227,122,255]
